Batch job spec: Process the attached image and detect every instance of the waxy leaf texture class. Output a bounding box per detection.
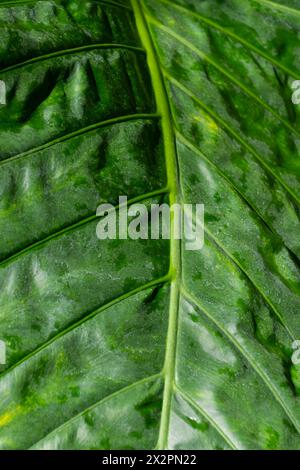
[0,0,299,450]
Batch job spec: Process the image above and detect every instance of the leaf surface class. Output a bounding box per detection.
[0,0,299,450]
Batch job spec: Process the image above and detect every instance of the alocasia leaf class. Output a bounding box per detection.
[0,0,299,450]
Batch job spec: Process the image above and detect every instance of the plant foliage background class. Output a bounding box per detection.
[0,0,299,450]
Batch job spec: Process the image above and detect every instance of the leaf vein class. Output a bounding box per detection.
[164,70,300,207]
[0,187,169,268]
[0,278,170,383]
[0,44,145,74]
[175,386,238,450]
[153,0,299,79]
[181,288,300,433]
[0,113,160,168]
[30,372,163,450]
[149,12,299,138]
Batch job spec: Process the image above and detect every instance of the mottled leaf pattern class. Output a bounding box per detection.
[0,0,299,450]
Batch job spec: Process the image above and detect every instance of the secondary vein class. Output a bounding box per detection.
[0,277,170,383]
[181,288,300,433]
[155,0,299,79]
[30,373,162,449]
[0,187,168,268]
[0,113,160,168]
[164,70,300,207]
[175,385,238,450]
[0,44,144,74]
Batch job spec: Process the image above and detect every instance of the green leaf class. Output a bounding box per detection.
[0,0,299,450]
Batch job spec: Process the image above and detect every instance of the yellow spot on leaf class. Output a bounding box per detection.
[207,119,219,133]
[0,406,22,427]
[193,114,219,133]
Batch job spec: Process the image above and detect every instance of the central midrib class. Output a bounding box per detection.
[131,0,181,450]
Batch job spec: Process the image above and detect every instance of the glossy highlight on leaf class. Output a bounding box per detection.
[0,0,299,450]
